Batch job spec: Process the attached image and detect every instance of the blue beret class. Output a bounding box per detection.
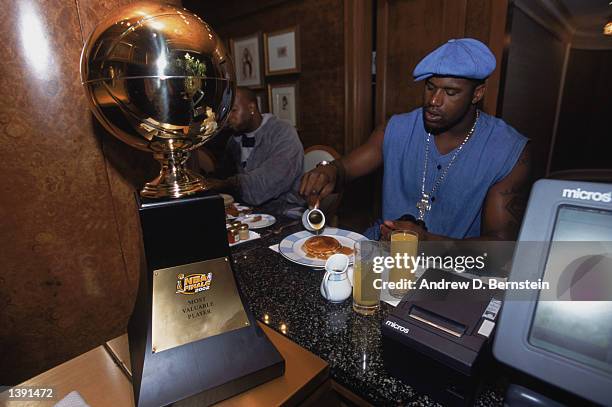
[413,38,496,81]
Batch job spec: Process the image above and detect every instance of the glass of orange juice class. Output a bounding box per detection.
[389,230,419,298]
[353,240,382,315]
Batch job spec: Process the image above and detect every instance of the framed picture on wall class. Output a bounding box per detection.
[264,26,301,75]
[268,83,299,128]
[230,33,263,88]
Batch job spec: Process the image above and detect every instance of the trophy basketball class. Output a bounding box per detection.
[80,3,284,406]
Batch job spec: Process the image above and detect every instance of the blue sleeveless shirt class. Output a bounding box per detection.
[365,108,528,240]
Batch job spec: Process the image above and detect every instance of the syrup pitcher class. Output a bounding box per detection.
[320,254,353,303]
[302,199,326,233]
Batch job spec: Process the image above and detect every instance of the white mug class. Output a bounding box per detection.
[320,254,352,303]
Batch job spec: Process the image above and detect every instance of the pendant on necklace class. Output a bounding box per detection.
[416,193,431,220]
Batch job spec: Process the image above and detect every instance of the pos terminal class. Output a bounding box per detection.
[493,179,612,406]
[382,267,503,406]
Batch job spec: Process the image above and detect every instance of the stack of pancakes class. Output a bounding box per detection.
[302,236,342,259]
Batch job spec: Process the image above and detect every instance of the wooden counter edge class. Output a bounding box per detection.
[1,322,330,407]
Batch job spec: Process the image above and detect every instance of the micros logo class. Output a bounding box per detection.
[176,273,213,295]
[385,320,410,334]
[562,188,611,203]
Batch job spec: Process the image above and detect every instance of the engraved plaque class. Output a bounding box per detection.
[152,257,250,353]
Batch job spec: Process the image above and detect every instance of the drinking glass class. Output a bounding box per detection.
[353,240,382,315]
[389,230,419,298]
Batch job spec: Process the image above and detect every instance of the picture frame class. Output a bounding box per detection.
[268,83,299,128]
[230,33,264,88]
[264,26,301,75]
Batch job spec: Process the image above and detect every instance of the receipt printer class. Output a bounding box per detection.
[382,268,503,406]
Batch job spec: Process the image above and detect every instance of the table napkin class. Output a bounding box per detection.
[53,391,90,407]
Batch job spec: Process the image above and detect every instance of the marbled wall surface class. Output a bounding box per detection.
[0,0,181,384]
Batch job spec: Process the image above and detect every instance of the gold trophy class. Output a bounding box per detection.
[80,1,234,198]
[79,4,284,406]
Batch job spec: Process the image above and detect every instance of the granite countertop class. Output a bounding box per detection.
[230,217,506,406]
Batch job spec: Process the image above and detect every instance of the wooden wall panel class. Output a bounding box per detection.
[375,0,507,125]
[377,0,443,123]
[464,0,491,42]
[344,0,373,152]
[0,0,177,385]
[550,49,612,171]
[464,0,508,116]
[185,0,345,153]
[500,6,567,179]
[0,0,135,384]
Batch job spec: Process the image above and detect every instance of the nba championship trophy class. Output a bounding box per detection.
[80,3,284,406]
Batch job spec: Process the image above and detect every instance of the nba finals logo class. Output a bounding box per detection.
[176,273,213,294]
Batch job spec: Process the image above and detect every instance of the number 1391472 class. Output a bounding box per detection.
[2,386,56,400]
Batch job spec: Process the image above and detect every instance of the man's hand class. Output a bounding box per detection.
[380,220,428,241]
[299,165,337,208]
[299,123,386,207]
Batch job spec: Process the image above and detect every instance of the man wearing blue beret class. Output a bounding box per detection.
[300,38,531,241]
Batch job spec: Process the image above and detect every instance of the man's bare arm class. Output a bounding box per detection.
[479,143,532,240]
[299,123,385,206]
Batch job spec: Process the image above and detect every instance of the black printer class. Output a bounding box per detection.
[382,268,503,406]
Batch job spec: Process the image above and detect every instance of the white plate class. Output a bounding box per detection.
[278,228,368,269]
[237,214,276,229]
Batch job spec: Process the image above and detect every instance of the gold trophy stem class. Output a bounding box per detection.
[141,150,210,198]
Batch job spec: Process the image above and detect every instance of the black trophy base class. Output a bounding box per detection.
[128,192,284,407]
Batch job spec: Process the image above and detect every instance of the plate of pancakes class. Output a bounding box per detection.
[278,228,368,268]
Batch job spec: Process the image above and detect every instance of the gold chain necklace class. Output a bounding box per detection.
[416,110,480,221]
